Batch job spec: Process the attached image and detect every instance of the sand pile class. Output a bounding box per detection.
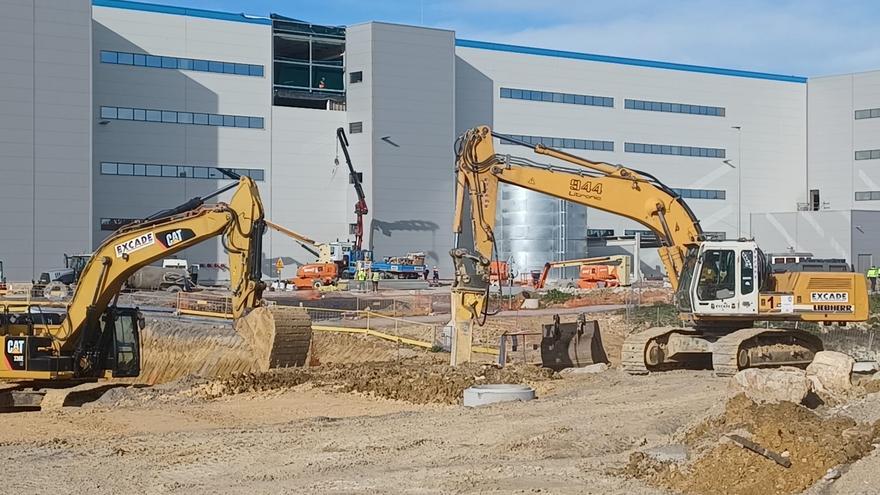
[621,394,878,495]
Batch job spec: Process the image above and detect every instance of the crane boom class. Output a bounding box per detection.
[336,127,368,251]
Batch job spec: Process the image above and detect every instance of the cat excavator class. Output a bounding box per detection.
[0,171,311,388]
[450,125,868,375]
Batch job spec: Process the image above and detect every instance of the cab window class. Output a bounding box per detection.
[697,249,736,300]
[741,250,755,295]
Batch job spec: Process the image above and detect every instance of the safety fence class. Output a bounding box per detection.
[496,331,545,366]
[177,291,235,319]
[300,306,498,356]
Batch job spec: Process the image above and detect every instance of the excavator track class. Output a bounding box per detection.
[265,306,313,368]
[621,326,678,374]
[710,327,823,377]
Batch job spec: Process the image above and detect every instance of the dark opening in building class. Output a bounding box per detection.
[271,15,346,110]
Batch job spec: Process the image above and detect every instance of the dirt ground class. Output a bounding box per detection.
[6,305,880,494]
[2,367,721,494]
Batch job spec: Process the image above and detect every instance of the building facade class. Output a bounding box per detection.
[1,0,879,281]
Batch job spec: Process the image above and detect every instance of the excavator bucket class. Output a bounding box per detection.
[235,306,313,368]
[132,305,313,386]
[540,315,607,371]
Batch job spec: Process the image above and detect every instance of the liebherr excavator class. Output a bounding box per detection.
[0,173,311,383]
[450,125,868,375]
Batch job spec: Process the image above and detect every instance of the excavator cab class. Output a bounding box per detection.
[101,307,142,378]
[675,240,761,317]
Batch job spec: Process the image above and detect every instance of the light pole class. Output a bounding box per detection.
[725,125,743,238]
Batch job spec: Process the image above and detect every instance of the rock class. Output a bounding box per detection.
[853,361,879,374]
[807,351,854,394]
[644,444,688,463]
[823,467,841,481]
[728,367,812,404]
[559,363,608,375]
[521,298,539,310]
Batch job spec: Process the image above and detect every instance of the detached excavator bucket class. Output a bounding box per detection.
[540,315,607,371]
[235,306,313,369]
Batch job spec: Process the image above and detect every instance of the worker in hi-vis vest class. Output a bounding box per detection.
[355,269,366,292]
[867,265,878,292]
[371,270,380,292]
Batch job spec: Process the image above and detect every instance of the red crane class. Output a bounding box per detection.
[336,127,368,251]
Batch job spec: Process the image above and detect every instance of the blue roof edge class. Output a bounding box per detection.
[92,0,272,25]
[456,39,807,83]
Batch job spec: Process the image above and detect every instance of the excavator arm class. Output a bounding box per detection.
[449,125,704,363]
[57,176,265,356]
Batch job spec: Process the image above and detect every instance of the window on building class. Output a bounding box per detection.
[855,191,880,201]
[624,229,658,241]
[350,71,363,83]
[501,134,613,152]
[500,87,613,108]
[98,106,264,129]
[99,49,265,77]
[855,149,880,160]
[671,188,727,200]
[587,229,615,238]
[272,16,346,109]
[626,142,725,159]
[855,108,880,120]
[349,122,363,134]
[100,162,265,182]
[625,99,725,117]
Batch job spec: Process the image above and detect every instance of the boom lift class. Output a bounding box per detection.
[450,126,868,374]
[534,255,631,289]
[1,172,311,382]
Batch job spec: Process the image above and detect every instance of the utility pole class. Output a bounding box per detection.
[724,126,743,238]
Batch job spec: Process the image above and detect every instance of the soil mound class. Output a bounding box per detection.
[621,394,878,494]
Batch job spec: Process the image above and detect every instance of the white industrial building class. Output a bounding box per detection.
[1,0,879,281]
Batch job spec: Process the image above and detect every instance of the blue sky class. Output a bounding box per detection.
[162,0,879,76]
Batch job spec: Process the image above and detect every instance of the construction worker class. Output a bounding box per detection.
[867,265,878,292]
[371,269,380,292]
[355,268,366,292]
[432,266,439,286]
[423,267,430,281]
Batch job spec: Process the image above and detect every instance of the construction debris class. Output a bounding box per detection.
[727,433,792,468]
[559,362,609,375]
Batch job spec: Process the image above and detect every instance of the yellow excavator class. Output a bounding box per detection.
[0,170,311,384]
[451,125,868,375]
